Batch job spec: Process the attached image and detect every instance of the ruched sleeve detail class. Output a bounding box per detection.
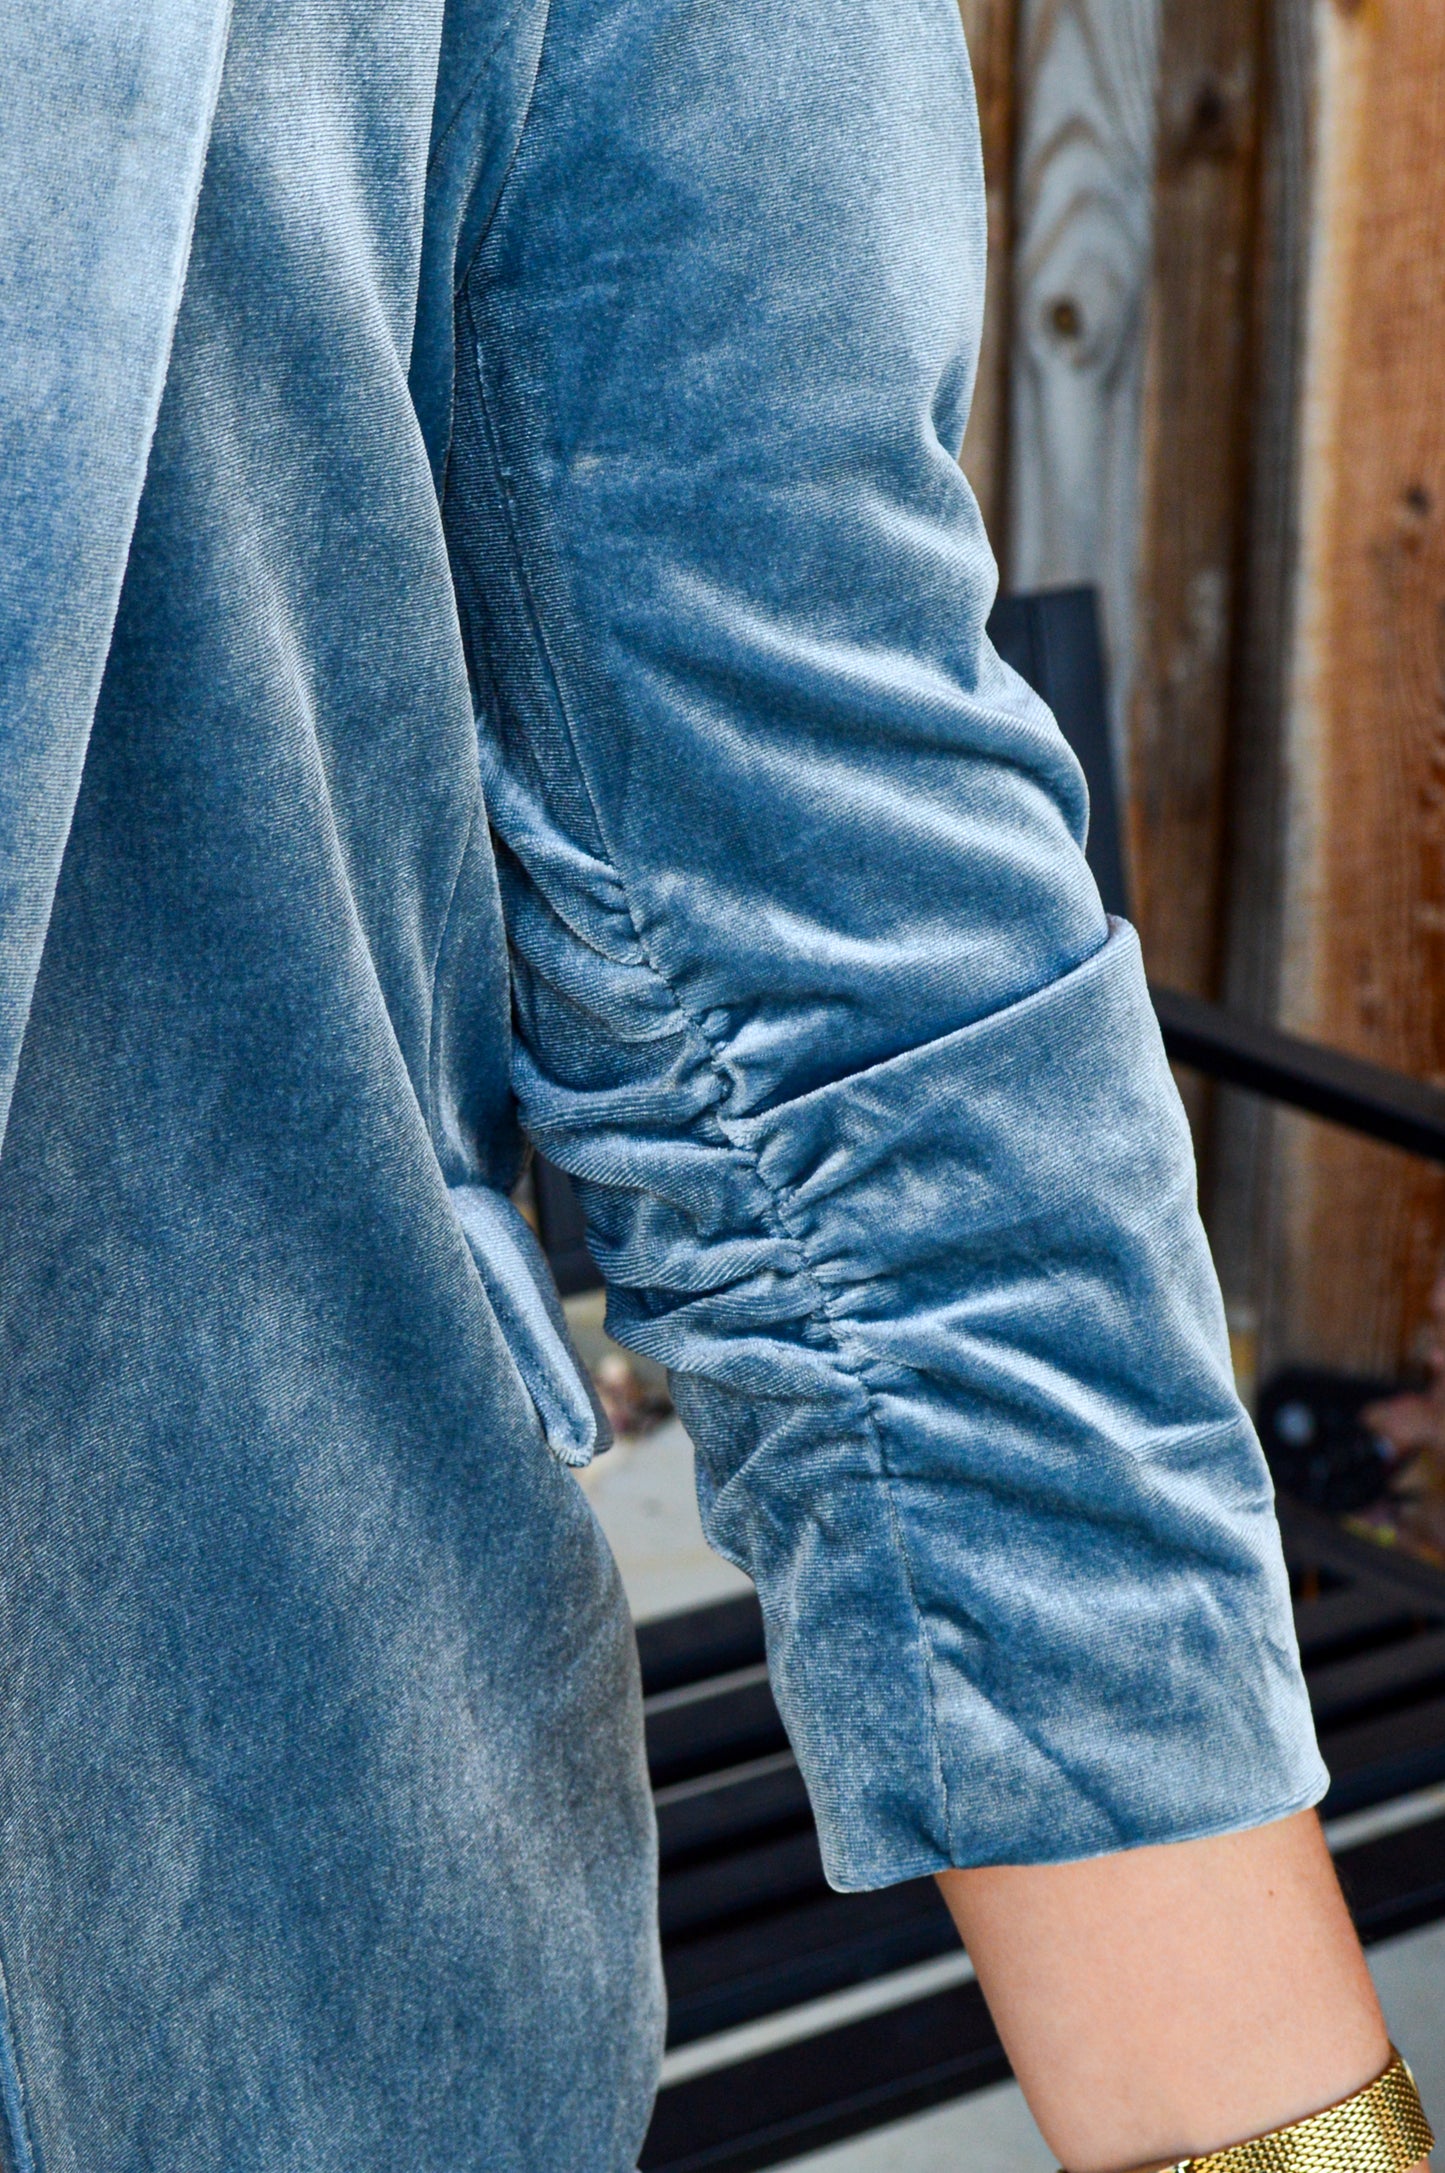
[481,714,1325,1877]
[440,0,1326,1881]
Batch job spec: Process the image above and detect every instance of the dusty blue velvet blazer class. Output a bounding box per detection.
[0,0,1325,2166]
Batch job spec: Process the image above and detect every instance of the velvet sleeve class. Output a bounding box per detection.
[440,0,1327,1882]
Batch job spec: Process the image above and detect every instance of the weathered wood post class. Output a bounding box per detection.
[1248,0,1445,1375]
[962,0,1445,1382]
[1128,0,1264,1005]
[1005,0,1160,768]
[956,0,1019,548]
[1000,0,1265,1146]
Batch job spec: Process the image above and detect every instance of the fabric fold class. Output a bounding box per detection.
[509,907,1327,1880]
[450,1182,610,1465]
[0,0,233,1157]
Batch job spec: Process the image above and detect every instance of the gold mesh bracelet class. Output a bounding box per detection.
[1060,2049,1434,2173]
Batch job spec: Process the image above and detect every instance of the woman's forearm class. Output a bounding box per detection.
[937,1810,1427,2173]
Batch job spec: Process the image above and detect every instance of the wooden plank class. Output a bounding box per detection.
[1127,0,1264,999]
[1204,0,1316,1368]
[1268,1,1445,1373]
[956,0,1019,549]
[1005,0,1161,763]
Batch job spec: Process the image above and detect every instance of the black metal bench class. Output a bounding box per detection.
[533,586,1445,2171]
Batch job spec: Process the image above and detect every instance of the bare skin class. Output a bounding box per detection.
[937,1810,1430,2173]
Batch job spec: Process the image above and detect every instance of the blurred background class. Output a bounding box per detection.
[957,0,1445,1417]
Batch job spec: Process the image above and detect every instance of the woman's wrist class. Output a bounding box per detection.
[1081,2047,1432,2172]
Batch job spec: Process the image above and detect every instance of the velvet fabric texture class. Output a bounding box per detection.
[0,0,1324,2167]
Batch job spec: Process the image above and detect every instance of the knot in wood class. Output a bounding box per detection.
[1047,296,1084,343]
[1166,71,1243,165]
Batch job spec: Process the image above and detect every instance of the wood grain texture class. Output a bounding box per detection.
[1127,0,1263,996]
[1205,0,1316,1341]
[1005,0,1161,762]
[1269,0,1445,1373]
[956,0,1019,549]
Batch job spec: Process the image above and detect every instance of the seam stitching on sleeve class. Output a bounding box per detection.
[462,299,955,1851]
